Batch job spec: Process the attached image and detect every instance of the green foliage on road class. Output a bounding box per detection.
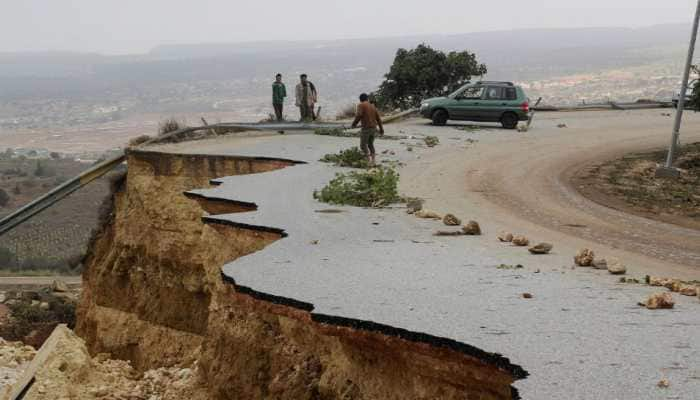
[314,166,400,207]
[373,44,487,110]
[424,136,440,147]
[320,147,369,168]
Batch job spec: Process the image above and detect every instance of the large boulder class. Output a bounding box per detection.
[574,249,595,266]
[51,280,69,293]
[497,232,514,243]
[641,292,675,309]
[462,221,482,235]
[512,235,529,246]
[607,260,627,275]
[528,243,553,254]
[443,214,462,226]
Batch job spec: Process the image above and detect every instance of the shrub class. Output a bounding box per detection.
[158,118,184,136]
[320,147,369,168]
[313,166,400,207]
[0,188,9,207]
[34,160,56,177]
[314,127,356,137]
[0,246,16,267]
[424,136,440,147]
[50,152,61,160]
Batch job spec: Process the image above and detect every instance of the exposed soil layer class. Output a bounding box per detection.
[75,149,524,400]
[573,142,700,230]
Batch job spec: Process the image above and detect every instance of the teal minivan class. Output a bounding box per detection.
[419,81,530,129]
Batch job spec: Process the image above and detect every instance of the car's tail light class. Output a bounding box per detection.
[520,101,530,112]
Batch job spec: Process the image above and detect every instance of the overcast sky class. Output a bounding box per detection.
[2,0,698,54]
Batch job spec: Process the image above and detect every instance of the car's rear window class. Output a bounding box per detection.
[504,87,517,100]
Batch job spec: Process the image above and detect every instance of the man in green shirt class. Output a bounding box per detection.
[272,74,286,121]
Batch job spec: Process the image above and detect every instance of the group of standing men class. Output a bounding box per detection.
[272,74,318,122]
[271,74,383,165]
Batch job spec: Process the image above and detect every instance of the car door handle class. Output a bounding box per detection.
[501,103,507,105]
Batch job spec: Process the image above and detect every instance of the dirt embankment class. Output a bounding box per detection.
[75,149,524,400]
[573,142,700,231]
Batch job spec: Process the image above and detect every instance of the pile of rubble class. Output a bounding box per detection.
[0,325,206,400]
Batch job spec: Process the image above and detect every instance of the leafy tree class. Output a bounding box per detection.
[373,44,487,110]
[0,188,9,207]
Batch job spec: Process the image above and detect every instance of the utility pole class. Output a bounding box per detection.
[657,0,700,178]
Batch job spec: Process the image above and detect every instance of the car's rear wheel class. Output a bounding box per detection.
[432,109,448,126]
[500,112,518,129]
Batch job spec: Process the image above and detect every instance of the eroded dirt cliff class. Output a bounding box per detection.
[76,149,525,399]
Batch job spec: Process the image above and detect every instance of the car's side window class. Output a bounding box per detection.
[485,87,503,100]
[461,86,484,99]
[504,87,517,100]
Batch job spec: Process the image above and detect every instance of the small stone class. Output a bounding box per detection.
[574,248,595,266]
[51,279,69,293]
[497,232,514,242]
[512,235,529,246]
[39,302,50,310]
[528,243,553,254]
[592,258,608,270]
[0,292,5,303]
[522,293,533,299]
[657,378,670,388]
[607,260,627,275]
[443,214,462,226]
[310,240,319,245]
[415,210,441,219]
[462,221,482,235]
[31,300,40,307]
[642,292,675,309]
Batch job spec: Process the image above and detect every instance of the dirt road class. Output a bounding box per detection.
[400,109,700,278]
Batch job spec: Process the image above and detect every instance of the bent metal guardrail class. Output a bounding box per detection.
[0,121,356,237]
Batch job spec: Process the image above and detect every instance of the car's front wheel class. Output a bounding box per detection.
[500,112,518,129]
[432,109,448,126]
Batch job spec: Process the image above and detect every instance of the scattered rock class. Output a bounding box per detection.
[657,378,670,388]
[679,285,698,297]
[641,292,675,309]
[497,232,514,242]
[407,146,413,152]
[592,258,608,270]
[405,198,424,214]
[51,280,69,293]
[522,293,533,299]
[434,230,464,237]
[574,248,595,266]
[462,221,482,235]
[557,123,567,128]
[607,260,627,275]
[511,235,529,246]
[528,243,553,254]
[443,214,462,226]
[497,264,524,270]
[415,210,441,219]
[39,302,50,310]
[310,240,319,245]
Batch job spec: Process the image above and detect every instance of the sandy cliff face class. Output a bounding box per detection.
[76,150,524,400]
